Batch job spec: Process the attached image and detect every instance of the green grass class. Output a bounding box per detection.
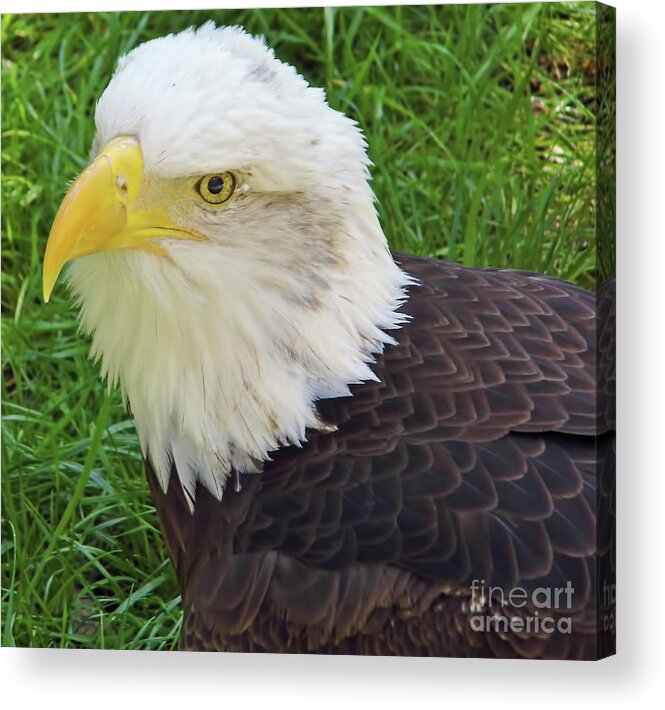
[2,3,602,649]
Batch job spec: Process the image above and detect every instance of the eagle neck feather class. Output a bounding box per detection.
[67,206,412,508]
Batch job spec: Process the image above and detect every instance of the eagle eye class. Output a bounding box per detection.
[197,172,236,205]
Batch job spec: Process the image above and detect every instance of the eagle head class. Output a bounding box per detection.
[43,23,410,505]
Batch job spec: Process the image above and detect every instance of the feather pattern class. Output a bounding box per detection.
[146,254,616,658]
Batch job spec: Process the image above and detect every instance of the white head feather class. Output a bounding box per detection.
[66,23,411,506]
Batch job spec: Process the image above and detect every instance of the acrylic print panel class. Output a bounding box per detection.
[1,2,615,659]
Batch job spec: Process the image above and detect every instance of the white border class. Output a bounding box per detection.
[0,0,610,12]
[3,0,665,708]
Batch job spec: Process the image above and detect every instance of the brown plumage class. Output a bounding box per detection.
[146,253,615,658]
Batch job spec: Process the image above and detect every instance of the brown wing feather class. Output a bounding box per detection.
[146,254,615,658]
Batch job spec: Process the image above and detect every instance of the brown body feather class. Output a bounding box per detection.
[146,254,615,658]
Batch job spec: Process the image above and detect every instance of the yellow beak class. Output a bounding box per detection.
[43,135,203,302]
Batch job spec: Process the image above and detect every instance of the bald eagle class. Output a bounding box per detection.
[44,24,615,658]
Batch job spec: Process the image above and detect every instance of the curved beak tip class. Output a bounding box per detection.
[43,278,54,304]
[42,239,65,303]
